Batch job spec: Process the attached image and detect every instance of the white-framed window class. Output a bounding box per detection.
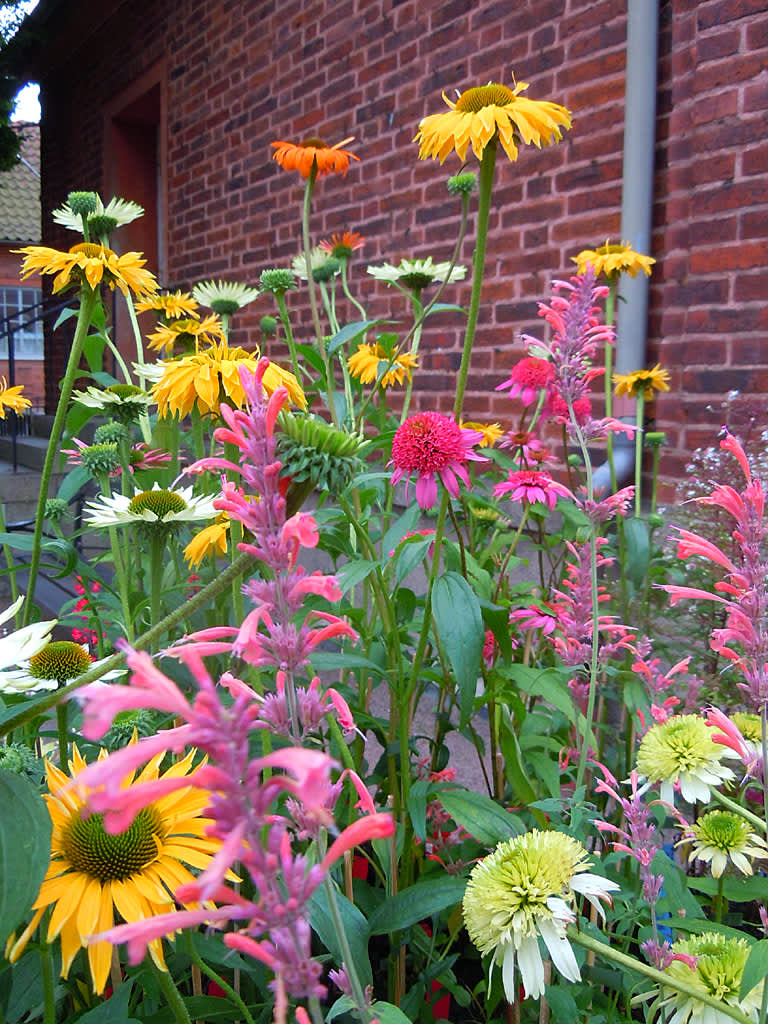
[0,285,44,360]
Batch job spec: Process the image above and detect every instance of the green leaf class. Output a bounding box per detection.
[337,559,376,593]
[423,303,466,316]
[56,465,91,504]
[439,787,524,846]
[74,982,137,1023]
[327,319,385,356]
[370,1002,415,1024]
[394,535,433,585]
[380,504,421,566]
[740,939,768,1000]
[623,517,650,586]
[407,779,431,842]
[432,572,483,728]
[687,874,768,903]
[309,652,387,678]
[0,770,52,947]
[368,876,466,935]
[309,885,372,987]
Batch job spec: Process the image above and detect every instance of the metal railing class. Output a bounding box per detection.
[0,294,76,469]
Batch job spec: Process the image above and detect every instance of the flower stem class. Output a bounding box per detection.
[453,139,496,422]
[273,290,302,383]
[56,699,68,765]
[634,391,646,515]
[568,929,756,1024]
[323,876,375,1023]
[40,941,56,1024]
[23,287,99,624]
[184,932,255,1024]
[710,787,768,834]
[302,168,339,426]
[152,961,193,1024]
[604,283,617,492]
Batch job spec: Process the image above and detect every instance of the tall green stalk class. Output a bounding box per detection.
[301,167,339,426]
[453,139,497,421]
[23,287,99,624]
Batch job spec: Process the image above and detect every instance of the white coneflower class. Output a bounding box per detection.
[462,830,619,1002]
[683,809,768,878]
[84,482,217,531]
[656,934,764,1024]
[636,715,735,805]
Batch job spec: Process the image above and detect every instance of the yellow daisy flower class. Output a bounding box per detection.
[135,290,200,320]
[146,314,224,356]
[153,341,306,418]
[613,364,671,401]
[0,377,31,418]
[348,343,418,388]
[16,243,157,297]
[7,743,223,994]
[461,420,503,447]
[183,516,230,569]
[573,240,655,281]
[415,80,571,164]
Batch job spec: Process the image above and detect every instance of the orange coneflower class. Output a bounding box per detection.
[270,136,359,178]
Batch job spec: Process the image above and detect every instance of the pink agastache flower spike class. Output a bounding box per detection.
[518,270,619,444]
[76,367,392,1003]
[662,430,768,706]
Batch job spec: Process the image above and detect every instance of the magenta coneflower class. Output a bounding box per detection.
[390,412,485,509]
[494,468,572,510]
[495,356,555,405]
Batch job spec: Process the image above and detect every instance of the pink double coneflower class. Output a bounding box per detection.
[495,355,555,405]
[390,411,486,510]
[494,468,573,510]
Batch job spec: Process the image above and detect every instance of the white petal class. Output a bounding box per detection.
[501,942,518,1003]
[538,917,580,983]
[0,595,24,628]
[517,933,546,999]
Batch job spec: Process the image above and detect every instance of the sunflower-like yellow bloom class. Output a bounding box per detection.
[415,80,571,163]
[146,314,224,356]
[153,341,306,418]
[183,516,230,569]
[573,241,655,281]
[613,364,671,401]
[461,420,503,447]
[7,744,223,994]
[348,343,418,388]
[136,290,200,320]
[0,377,31,418]
[16,243,157,296]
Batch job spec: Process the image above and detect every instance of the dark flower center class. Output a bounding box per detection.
[62,807,163,882]
[69,242,113,259]
[456,84,516,113]
[128,489,187,518]
[29,641,93,682]
[301,137,328,149]
[106,384,144,400]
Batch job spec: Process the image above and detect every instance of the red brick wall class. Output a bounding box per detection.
[34,0,768,492]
